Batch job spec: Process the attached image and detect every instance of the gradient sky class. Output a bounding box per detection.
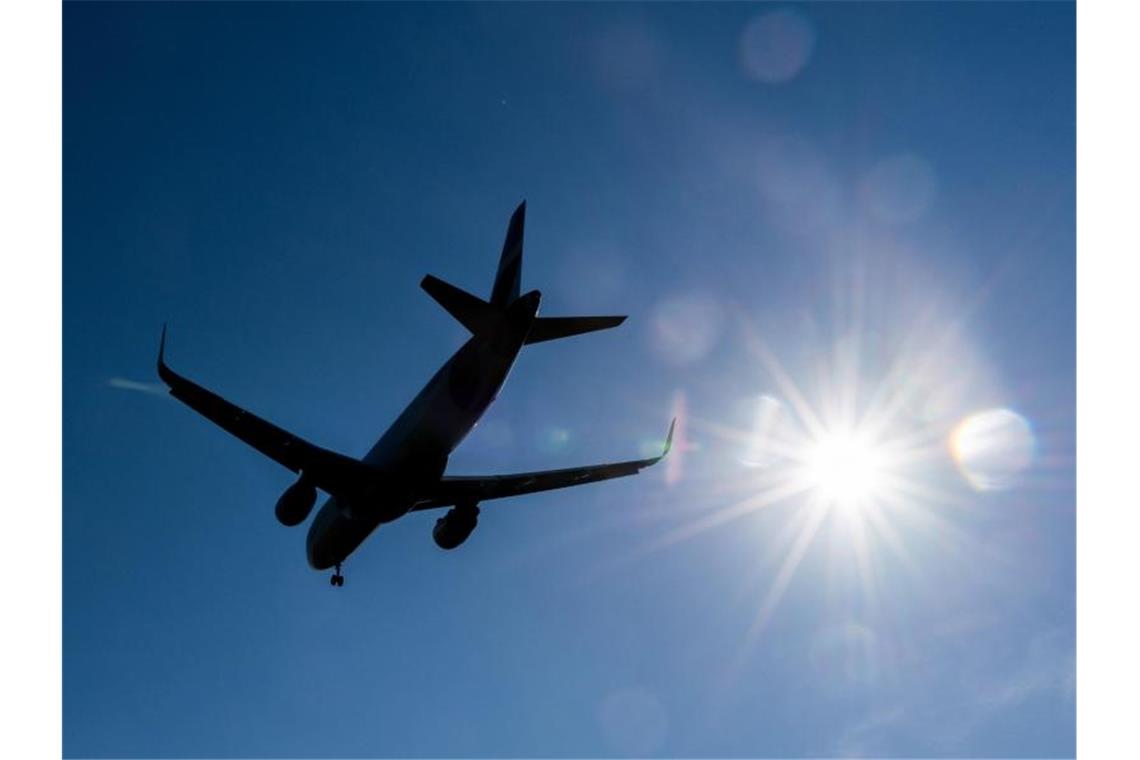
[64,3,1074,757]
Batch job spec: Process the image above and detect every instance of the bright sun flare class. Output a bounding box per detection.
[801,429,887,511]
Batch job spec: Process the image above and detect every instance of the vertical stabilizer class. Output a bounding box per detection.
[491,201,525,307]
[424,200,626,345]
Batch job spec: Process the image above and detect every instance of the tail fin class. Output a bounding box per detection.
[491,200,525,307]
[421,275,498,336]
[424,201,627,344]
[524,315,627,344]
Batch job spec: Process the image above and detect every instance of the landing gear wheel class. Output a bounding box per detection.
[331,563,345,587]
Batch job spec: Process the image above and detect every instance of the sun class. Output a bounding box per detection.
[800,428,888,513]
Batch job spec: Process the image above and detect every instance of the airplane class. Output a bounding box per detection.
[157,201,674,586]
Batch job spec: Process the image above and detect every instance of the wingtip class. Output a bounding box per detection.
[157,323,170,380]
[664,417,676,456]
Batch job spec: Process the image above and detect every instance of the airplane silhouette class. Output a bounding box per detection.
[157,201,673,586]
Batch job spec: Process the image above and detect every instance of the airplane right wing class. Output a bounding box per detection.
[409,419,675,511]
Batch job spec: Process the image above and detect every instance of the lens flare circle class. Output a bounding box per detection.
[739,10,816,84]
[650,294,725,365]
[951,408,1035,490]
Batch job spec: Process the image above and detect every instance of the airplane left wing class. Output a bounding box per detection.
[410,419,675,511]
[156,326,379,499]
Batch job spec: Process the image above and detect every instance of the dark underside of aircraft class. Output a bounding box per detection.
[158,201,672,586]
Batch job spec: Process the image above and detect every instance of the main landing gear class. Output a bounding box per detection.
[330,563,345,587]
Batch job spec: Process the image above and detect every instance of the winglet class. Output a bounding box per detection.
[157,323,173,385]
[642,417,677,467]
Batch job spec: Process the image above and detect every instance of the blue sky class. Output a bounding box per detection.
[64,3,1074,757]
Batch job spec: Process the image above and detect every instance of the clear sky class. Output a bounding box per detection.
[63,2,1074,757]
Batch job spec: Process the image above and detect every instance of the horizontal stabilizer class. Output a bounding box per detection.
[421,275,499,336]
[524,315,627,344]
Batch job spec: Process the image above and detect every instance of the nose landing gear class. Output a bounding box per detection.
[330,562,345,587]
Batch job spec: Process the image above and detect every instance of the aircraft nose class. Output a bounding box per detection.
[306,536,337,571]
[305,525,324,569]
[305,506,337,570]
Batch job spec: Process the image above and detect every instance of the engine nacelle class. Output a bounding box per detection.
[433,504,480,550]
[275,479,317,526]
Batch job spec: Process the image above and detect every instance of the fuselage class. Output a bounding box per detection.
[305,290,542,569]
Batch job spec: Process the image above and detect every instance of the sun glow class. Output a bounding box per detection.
[801,428,888,511]
[611,236,1043,685]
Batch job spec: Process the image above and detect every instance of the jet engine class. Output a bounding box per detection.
[275,478,317,526]
[433,504,480,549]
